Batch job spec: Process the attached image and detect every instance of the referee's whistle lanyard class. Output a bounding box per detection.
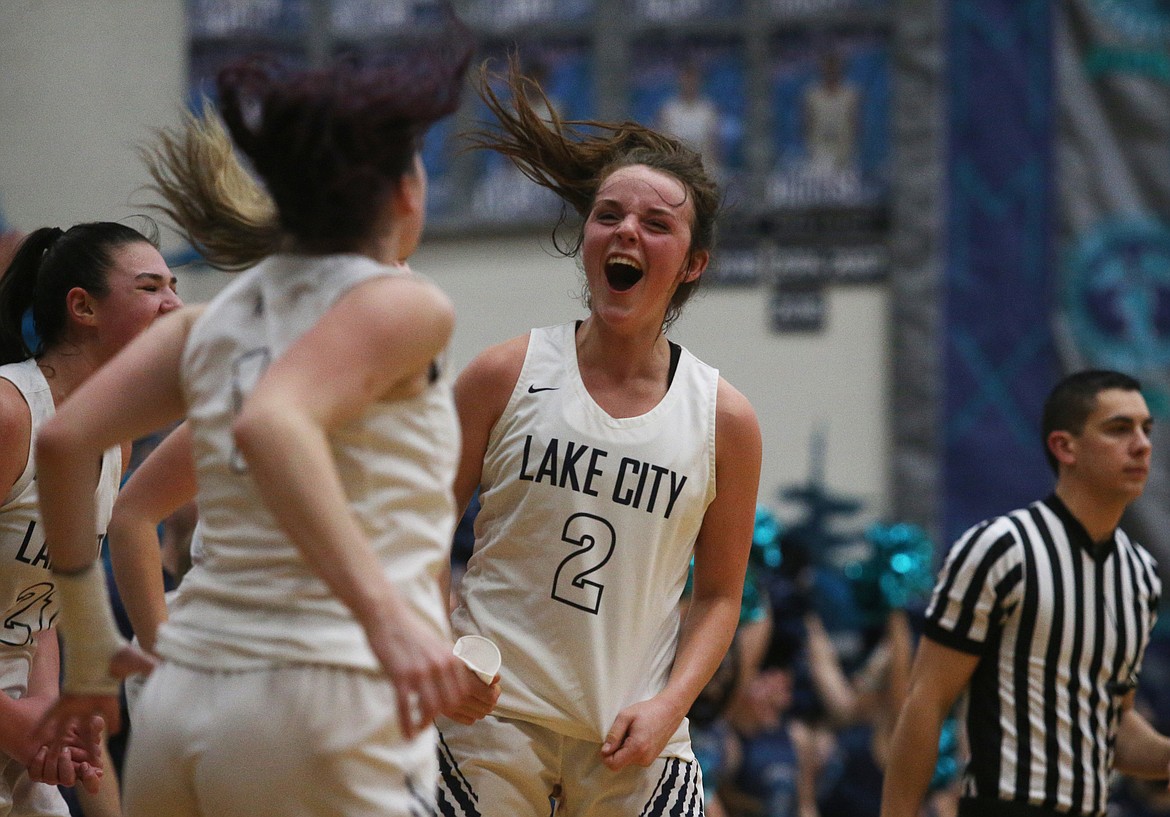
[1098,575,1137,699]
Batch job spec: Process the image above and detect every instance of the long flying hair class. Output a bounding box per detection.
[468,55,721,329]
[143,13,473,269]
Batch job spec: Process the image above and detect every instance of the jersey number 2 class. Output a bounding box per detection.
[551,513,616,614]
[1,582,55,647]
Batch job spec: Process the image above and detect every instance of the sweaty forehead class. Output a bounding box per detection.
[596,165,690,213]
[108,242,173,283]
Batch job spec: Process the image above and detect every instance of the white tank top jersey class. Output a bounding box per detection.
[451,323,719,758]
[0,359,120,695]
[157,254,459,672]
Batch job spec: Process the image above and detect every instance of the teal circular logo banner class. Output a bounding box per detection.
[1064,216,1170,416]
[1089,0,1170,44]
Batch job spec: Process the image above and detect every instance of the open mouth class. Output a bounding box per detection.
[605,257,643,291]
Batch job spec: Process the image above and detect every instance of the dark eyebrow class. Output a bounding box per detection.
[592,197,682,220]
[136,272,178,287]
[1101,413,1153,427]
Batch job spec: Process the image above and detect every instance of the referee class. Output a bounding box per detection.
[881,370,1170,817]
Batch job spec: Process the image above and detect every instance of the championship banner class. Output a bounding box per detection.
[1055,1,1170,576]
[943,0,1056,545]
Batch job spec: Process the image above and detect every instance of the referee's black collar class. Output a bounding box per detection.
[1042,493,1117,561]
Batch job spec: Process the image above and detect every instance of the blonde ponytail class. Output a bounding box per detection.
[141,103,283,271]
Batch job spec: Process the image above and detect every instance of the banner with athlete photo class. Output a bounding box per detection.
[1055,0,1170,577]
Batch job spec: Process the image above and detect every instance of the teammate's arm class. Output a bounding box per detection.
[107,422,197,654]
[451,334,528,514]
[35,307,200,736]
[602,378,761,770]
[441,335,526,721]
[38,307,200,570]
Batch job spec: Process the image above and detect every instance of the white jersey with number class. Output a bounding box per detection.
[0,358,120,696]
[157,254,459,671]
[451,322,718,758]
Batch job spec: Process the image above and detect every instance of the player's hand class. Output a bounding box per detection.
[26,743,104,793]
[39,644,156,745]
[366,609,472,739]
[27,713,107,793]
[600,696,686,771]
[35,695,120,759]
[442,670,501,724]
[5,692,104,789]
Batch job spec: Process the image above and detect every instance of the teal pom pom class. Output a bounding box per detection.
[868,522,935,611]
[752,506,784,570]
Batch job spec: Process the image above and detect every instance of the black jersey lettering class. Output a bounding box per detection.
[613,457,646,509]
[662,470,688,520]
[14,520,55,569]
[517,436,686,516]
[534,438,560,483]
[518,435,608,496]
[613,459,688,519]
[559,441,588,490]
[14,520,39,565]
[519,435,536,481]
[582,447,606,497]
[644,465,671,515]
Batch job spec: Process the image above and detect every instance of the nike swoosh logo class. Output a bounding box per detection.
[528,385,559,393]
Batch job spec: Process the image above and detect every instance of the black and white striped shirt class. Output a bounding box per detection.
[925,495,1161,817]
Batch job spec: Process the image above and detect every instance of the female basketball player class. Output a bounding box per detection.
[33,37,490,817]
[0,221,181,815]
[105,419,497,729]
[437,59,762,817]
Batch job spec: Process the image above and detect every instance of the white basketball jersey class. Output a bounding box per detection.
[0,359,120,695]
[157,254,459,671]
[451,323,718,757]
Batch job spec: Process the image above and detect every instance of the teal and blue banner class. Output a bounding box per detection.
[943,0,1056,544]
[1055,0,1170,575]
